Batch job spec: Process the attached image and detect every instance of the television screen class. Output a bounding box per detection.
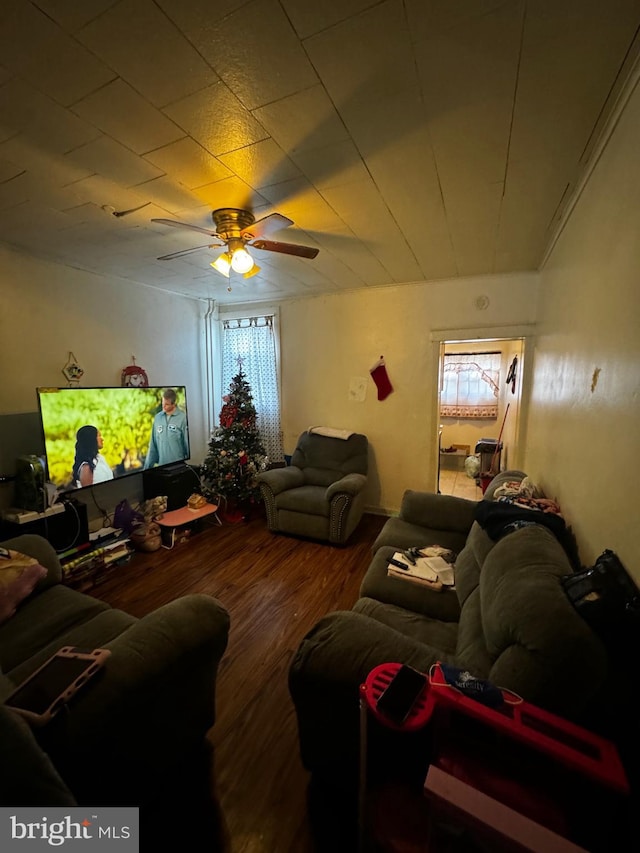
[36,386,190,493]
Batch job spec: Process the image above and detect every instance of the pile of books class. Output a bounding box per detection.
[387,546,456,589]
[60,535,132,591]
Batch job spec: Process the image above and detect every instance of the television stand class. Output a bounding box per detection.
[142,464,199,511]
[2,503,66,525]
[161,461,190,475]
[0,498,89,553]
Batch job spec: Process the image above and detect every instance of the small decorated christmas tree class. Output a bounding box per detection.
[200,369,268,513]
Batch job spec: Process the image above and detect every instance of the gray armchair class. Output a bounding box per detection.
[257,430,368,544]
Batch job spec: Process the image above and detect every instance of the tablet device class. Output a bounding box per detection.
[3,646,111,726]
[376,664,427,725]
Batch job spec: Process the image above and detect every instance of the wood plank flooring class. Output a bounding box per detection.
[91,510,386,852]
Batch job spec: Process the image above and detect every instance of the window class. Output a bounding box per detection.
[440,352,500,419]
[221,315,284,462]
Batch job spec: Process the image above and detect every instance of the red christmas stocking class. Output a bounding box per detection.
[370,357,393,401]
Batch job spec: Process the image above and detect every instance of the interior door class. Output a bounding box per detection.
[436,336,525,496]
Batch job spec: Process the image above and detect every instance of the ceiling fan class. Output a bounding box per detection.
[151,207,319,279]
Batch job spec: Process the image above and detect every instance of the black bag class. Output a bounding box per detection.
[113,498,144,534]
[562,549,640,636]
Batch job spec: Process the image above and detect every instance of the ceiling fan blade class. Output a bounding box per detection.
[151,217,218,237]
[157,243,222,261]
[243,212,294,239]
[251,239,319,259]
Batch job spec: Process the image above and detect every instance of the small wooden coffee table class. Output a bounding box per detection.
[155,502,221,548]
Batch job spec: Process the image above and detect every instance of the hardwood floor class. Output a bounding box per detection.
[91,509,386,852]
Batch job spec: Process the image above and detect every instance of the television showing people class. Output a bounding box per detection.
[36,386,191,493]
[72,425,114,487]
[143,388,189,469]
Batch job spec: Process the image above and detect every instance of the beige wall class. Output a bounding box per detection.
[277,274,538,514]
[525,77,640,579]
[0,246,209,515]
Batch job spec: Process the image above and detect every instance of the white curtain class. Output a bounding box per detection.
[440,352,500,418]
[221,316,284,462]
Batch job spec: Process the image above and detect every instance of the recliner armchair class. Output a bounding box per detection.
[257,430,368,544]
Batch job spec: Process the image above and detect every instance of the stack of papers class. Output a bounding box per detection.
[387,547,456,588]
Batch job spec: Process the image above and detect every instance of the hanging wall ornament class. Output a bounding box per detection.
[62,352,84,385]
[506,355,518,394]
[121,356,149,387]
[370,355,394,401]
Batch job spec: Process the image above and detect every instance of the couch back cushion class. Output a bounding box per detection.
[0,551,47,625]
[454,522,494,608]
[292,431,368,486]
[457,524,608,717]
[0,535,62,592]
[453,470,528,609]
[482,469,527,501]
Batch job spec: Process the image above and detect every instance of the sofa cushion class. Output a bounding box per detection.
[6,609,138,687]
[354,597,458,653]
[477,525,608,716]
[276,485,331,516]
[0,535,63,592]
[453,586,493,678]
[0,585,116,673]
[372,517,470,555]
[291,431,368,477]
[360,547,460,621]
[402,491,478,530]
[481,470,527,501]
[303,467,340,487]
[452,522,495,608]
[0,550,47,625]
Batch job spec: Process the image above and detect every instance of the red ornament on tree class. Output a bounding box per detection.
[220,403,238,428]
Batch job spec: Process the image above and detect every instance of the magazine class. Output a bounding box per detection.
[387,547,456,587]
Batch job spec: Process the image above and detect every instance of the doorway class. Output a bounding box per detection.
[431,330,529,498]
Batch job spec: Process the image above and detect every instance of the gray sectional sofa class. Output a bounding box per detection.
[288,471,610,785]
[0,533,230,808]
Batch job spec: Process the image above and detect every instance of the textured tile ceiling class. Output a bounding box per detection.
[1,0,639,304]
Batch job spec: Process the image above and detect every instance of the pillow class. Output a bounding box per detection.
[0,548,47,625]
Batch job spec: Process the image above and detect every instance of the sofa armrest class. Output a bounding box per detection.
[400,490,477,533]
[81,594,230,713]
[289,610,447,780]
[41,593,230,804]
[0,533,63,591]
[326,472,367,500]
[257,466,304,495]
[0,702,77,805]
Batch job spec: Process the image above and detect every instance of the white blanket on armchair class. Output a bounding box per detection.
[308,426,355,440]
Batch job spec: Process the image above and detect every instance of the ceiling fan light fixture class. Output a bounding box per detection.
[211,252,231,277]
[230,245,254,274]
[243,263,260,279]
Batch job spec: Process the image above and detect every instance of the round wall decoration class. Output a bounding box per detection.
[121,357,149,387]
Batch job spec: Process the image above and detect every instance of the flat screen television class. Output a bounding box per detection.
[36,386,190,494]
